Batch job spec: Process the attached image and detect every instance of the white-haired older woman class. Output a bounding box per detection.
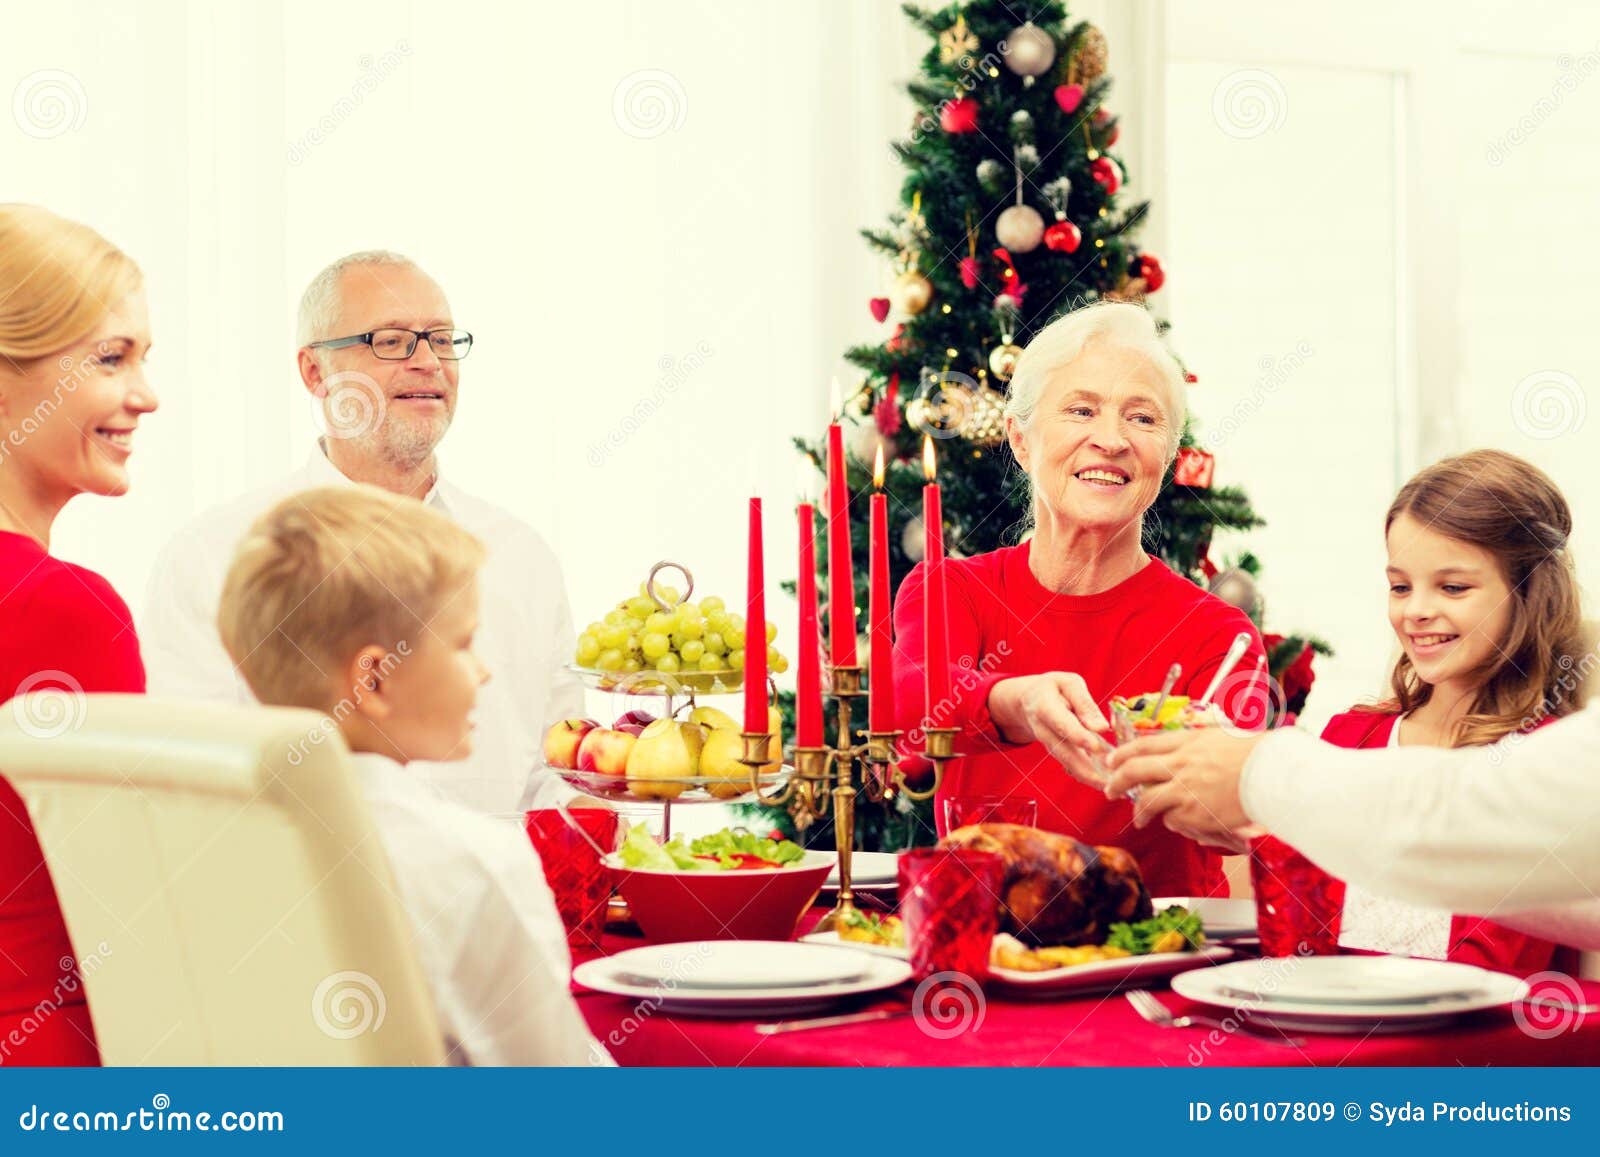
[893,302,1266,897]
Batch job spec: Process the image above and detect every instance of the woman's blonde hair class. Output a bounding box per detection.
[218,486,487,711]
[1371,449,1588,745]
[0,204,143,369]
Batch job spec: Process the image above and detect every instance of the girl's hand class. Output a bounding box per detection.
[988,673,1113,789]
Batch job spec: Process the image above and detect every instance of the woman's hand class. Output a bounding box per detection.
[988,673,1113,788]
[1103,728,1263,849]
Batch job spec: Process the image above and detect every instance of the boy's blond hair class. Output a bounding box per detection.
[218,485,486,710]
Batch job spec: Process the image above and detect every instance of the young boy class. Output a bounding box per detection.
[217,485,610,1066]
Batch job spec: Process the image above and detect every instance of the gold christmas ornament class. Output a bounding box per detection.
[988,342,1023,381]
[890,268,934,316]
[938,13,979,64]
[959,385,1008,446]
[1072,25,1109,84]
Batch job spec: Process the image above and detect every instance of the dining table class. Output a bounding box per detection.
[572,907,1600,1067]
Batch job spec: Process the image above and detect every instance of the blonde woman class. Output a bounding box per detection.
[0,204,157,1065]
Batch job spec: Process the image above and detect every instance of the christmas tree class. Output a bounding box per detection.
[753,1,1327,851]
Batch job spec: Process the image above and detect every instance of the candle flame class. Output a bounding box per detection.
[873,443,885,489]
[829,376,842,420]
[922,434,937,481]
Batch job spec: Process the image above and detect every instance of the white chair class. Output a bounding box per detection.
[0,694,444,1065]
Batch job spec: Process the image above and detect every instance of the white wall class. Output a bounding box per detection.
[6,0,1594,735]
[3,0,923,675]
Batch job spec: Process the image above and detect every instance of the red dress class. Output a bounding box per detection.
[1,530,145,1065]
[893,543,1267,897]
[1315,710,1559,977]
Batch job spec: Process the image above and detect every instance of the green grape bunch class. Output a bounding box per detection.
[573,581,788,677]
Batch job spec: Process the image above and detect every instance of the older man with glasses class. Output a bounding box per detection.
[142,251,582,813]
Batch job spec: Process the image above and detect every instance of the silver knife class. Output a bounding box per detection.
[754,1007,912,1035]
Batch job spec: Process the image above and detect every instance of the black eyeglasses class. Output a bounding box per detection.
[308,328,474,361]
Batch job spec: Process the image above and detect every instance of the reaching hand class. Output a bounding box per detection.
[1103,727,1264,850]
[989,672,1113,789]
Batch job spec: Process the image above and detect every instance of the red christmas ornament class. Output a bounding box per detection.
[869,297,891,323]
[1092,107,1111,126]
[1173,446,1215,489]
[991,247,1027,304]
[1136,253,1165,292]
[1043,220,1081,253]
[874,373,902,438]
[1183,371,1198,384]
[959,255,980,289]
[1054,83,1084,114]
[1089,155,1121,194]
[940,97,979,134]
[886,323,906,353]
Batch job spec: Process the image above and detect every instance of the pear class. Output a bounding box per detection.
[688,705,739,732]
[699,727,751,799]
[763,705,784,774]
[625,718,702,799]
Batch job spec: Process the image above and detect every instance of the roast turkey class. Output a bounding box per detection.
[937,823,1153,946]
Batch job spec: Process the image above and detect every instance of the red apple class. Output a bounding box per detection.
[543,717,600,769]
[577,728,636,776]
[614,709,658,730]
[615,722,647,737]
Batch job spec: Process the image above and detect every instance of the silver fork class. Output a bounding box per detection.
[1126,989,1305,1048]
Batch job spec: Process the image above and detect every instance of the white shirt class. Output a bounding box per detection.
[352,751,612,1066]
[1242,703,1600,913]
[140,442,583,813]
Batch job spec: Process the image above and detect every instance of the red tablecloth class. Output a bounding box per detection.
[574,911,1600,1067]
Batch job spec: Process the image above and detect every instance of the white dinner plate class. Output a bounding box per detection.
[574,943,911,1018]
[1172,958,1528,1033]
[608,940,870,990]
[800,930,909,960]
[1208,955,1504,1006]
[1151,896,1258,940]
[989,946,1235,997]
[826,851,900,887]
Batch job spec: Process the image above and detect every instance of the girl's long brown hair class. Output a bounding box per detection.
[1372,449,1588,746]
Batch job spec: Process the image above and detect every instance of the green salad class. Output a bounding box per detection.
[618,824,806,871]
[1106,904,1207,955]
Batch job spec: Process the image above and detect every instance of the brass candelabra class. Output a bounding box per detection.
[737,663,958,926]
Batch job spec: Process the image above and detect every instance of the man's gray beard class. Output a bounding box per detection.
[358,413,451,472]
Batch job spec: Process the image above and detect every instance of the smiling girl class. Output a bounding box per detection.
[1316,449,1587,974]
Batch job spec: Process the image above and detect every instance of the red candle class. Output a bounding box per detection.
[744,495,768,732]
[922,436,950,722]
[868,445,896,733]
[795,501,823,746]
[825,384,860,668]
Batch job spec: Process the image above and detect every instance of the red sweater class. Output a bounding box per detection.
[1,530,145,1066]
[1315,710,1560,978]
[893,543,1266,897]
